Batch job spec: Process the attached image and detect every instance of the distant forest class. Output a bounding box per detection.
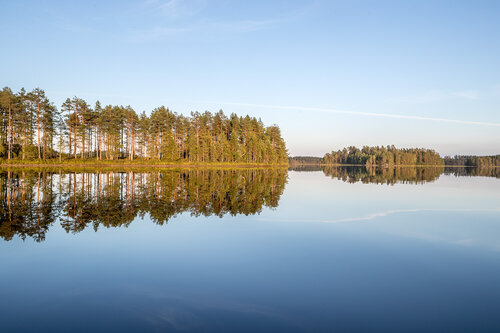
[288,156,323,166]
[324,146,443,166]
[444,155,500,167]
[291,146,500,167]
[0,87,288,164]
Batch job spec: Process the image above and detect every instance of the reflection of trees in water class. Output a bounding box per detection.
[0,171,57,242]
[288,165,323,172]
[444,167,500,178]
[322,166,445,185]
[0,169,288,242]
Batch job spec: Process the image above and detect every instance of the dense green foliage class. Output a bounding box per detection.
[0,87,288,164]
[444,155,500,167]
[323,146,444,166]
[0,169,288,242]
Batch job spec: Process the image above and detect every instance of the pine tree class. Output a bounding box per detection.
[0,86,290,164]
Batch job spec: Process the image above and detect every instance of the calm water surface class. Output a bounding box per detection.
[1,167,500,332]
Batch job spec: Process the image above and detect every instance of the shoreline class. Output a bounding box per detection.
[0,161,289,169]
[290,163,499,168]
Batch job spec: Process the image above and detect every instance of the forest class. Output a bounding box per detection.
[444,155,500,167]
[322,146,444,167]
[288,156,323,166]
[0,87,288,164]
[291,150,500,168]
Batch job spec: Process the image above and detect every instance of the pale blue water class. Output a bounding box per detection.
[1,169,500,332]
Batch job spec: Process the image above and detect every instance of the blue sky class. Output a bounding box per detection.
[1,0,499,156]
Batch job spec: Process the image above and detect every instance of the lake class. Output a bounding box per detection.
[1,167,500,332]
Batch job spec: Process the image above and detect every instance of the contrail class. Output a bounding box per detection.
[221,102,500,127]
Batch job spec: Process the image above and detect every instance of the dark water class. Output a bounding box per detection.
[1,167,500,332]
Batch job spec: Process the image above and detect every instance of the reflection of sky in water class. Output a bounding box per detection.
[1,171,500,331]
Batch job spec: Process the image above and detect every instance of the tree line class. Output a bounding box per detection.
[444,155,500,167]
[291,149,500,168]
[288,156,323,166]
[323,145,444,166]
[0,87,288,164]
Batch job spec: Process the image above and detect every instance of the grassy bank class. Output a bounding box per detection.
[0,159,288,169]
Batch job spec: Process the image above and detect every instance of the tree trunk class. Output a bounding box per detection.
[37,102,41,159]
[196,124,199,162]
[7,103,11,160]
[22,127,26,160]
[74,111,77,159]
[89,127,92,159]
[59,136,62,162]
[69,124,72,156]
[130,129,134,160]
[81,115,85,159]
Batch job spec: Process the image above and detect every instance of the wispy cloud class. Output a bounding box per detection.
[391,90,480,103]
[132,1,307,41]
[451,90,480,100]
[130,17,284,41]
[390,84,500,104]
[146,0,208,19]
[220,102,500,127]
[44,7,94,33]
[135,18,284,41]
